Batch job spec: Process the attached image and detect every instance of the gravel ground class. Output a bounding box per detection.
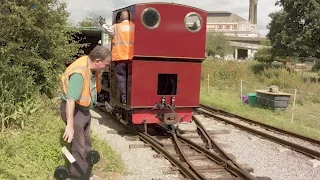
[214,113,320,153]
[89,108,182,180]
[88,107,320,180]
[180,115,320,180]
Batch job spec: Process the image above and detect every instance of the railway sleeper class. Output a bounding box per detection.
[206,178,272,180]
[169,163,253,173]
[129,143,209,149]
[154,153,236,161]
[177,129,231,135]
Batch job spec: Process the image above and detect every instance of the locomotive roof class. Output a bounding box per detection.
[112,2,207,13]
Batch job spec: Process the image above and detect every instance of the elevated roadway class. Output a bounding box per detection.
[226,36,271,59]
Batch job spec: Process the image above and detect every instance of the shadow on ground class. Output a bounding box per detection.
[90,107,134,138]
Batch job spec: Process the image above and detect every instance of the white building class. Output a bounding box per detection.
[205,0,262,60]
[206,11,261,38]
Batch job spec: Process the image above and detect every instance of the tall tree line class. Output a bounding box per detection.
[267,0,320,59]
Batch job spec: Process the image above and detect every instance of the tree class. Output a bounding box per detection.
[78,13,101,27]
[260,39,271,46]
[0,0,82,124]
[254,39,274,63]
[254,48,273,63]
[206,31,233,57]
[267,0,320,58]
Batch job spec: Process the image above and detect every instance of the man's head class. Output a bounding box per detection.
[88,45,111,71]
[120,10,129,21]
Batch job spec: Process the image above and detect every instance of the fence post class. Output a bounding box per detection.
[291,89,297,123]
[240,79,243,103]
[207,74,210,94]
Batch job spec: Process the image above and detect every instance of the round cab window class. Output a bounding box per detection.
[141,8,160,29]
[185,12,202,32]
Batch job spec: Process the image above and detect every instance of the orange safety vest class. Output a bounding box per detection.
[112,20,135,61]
[61,56,101,107]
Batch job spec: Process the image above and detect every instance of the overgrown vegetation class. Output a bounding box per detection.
[0,98,124,179]
[201,59,320,139]
[0,1,125,179]
[254,39,276,64]
[206,31,233,58]
[0,0,81,130]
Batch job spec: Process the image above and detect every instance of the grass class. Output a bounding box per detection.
[200,87,320,140]
[299,71,320,78]
[200,59,320,140]
[0,98,125,180]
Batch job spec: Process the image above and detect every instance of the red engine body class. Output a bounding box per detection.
[112,3,207,59]
[129,60,202,124]
[98,2,207,125]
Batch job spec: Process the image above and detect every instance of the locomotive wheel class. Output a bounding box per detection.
[54,166,69,180]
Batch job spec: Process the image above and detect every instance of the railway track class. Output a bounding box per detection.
[198,104,320,160]
[97,105,271,180]
[139,124,271,180]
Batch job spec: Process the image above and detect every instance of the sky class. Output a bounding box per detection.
[63,0,282,37]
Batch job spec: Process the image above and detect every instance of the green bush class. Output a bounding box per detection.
[254,48,273,63]
[0,0,83,130]
[206,32,233,57]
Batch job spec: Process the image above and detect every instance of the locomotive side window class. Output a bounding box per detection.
[184,12,202,32]
[141,7,160,29]
[157,74,178,95]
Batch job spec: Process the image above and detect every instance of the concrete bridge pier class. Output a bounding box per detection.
[233,48,257,60]
[230,40,267,60]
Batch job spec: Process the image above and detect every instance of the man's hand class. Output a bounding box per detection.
[63,124,74,143]
[99,16,106,26]
[65,99,75,143]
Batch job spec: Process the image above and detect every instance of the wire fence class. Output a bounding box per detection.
[204,73,320,125]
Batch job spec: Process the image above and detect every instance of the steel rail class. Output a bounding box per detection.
[197,107,320,160]
[177,135,258,180]
[156,125,255,180]
[95,107,271,180]
[172,133,208,180]
[155,125,209,179]
[199,104,320,145]
[193,115,257,180]
[137,131,202,180]
[96,107,202,179]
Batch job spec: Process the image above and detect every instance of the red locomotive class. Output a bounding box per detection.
[97,2,207,126]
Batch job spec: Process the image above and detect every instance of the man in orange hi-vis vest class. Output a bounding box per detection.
[60,45,111,179]
[99,10,134,104]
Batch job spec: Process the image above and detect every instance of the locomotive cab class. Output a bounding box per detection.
[98,2,207,125]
